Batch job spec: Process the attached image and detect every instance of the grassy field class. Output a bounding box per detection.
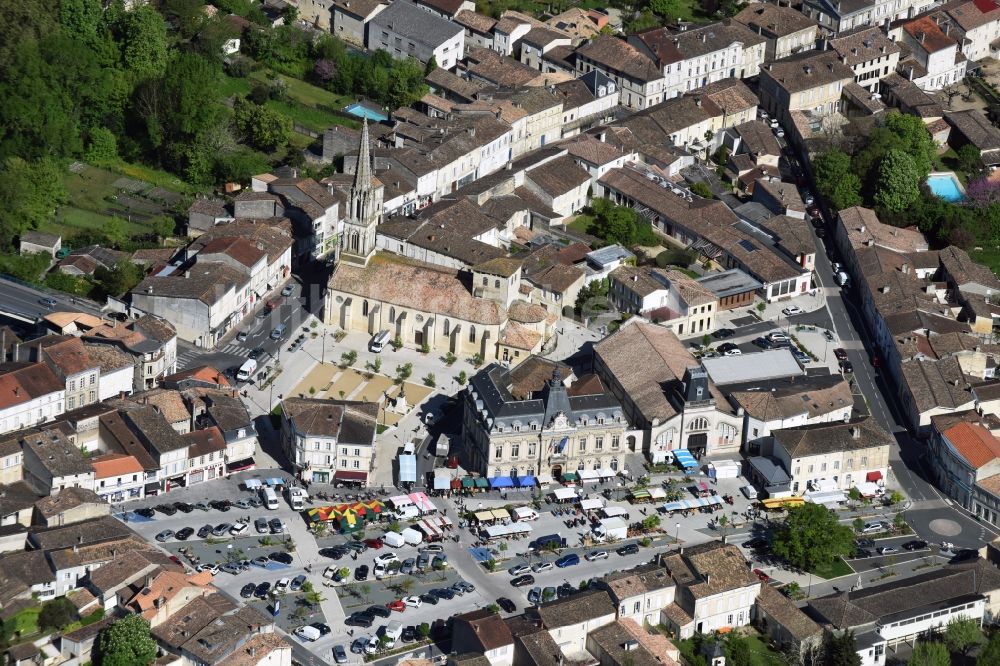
[810,556,854,579]
[971,247,1000,279]
[567,214,594,235]
[222,71,360,136]
[4,606,40,642]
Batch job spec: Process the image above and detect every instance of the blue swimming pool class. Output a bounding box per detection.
[927,172,966,202]
[343,102,388,122]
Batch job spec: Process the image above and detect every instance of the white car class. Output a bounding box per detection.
[196,563,219,574]
[782,306,803,316]
[229,521,249,536]
[585,550,609,562]
[364,637,378,655]
[403,595,422,608]
[274,578,290,594]
[532,561,553,573]
[374,553,399,565]
[323,565,340,580]
[509,564,531,576]
[723,348,742,356]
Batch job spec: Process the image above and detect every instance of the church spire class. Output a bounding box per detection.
[353,117,372,193]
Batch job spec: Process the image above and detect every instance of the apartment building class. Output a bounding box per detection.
[827,26,902,91]
[368,0,465,69]
[575,36,667,110]
[734,4,819,61]
[758,50,854,125]
[280,397,379,485]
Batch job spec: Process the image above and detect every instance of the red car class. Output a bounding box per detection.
[363,538,384,549]
[386,599,406,612]
[753,568,770,582]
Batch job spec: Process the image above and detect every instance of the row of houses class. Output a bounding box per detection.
[0,364,256,502]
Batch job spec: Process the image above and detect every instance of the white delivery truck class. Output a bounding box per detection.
[401,528,423,546]
[513,507,538,522]
[383,621,403,647]
[261,487,279,510]
[287,487,309,510]
[236,359,257,382]
[383,531,406,548]
[369,330,390,353]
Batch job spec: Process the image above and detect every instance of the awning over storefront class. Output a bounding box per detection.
[662,495,723,512]
[598,468,616,478]
[535,474,554,485]
[603,506,628,518]
[227,458,255,472]
[409,492,434,513]
[399,454,417,483]
[553,487,578,501]
[492,508,510,521]
[490,477,514,488]
[580,498,604,511]
[805,490,848,506]
[243,479,262,489]
[579,469,600,482]
[481,523,532,539]
[649,487,666,499]
[461,478,475,489]
[517,476,535,487]
[866,471,883,482]
[475,510,495,522]
[334,471,368,483]
[854,481,880,497]
[474,478,489,489]
[562,472,578,482]
[450,478,461,490]
[144,482,161,494]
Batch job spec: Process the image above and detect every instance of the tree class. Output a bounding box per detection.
[152,216,175,240]
[888,490,904,506]
[819,630,860,666]
[423,373,435,387]
[691,182,714,199]
[874,149,920,214]
[417,622,430,639]
[0,157,68,248]
[783,581,801,599]
[944,616,983,655]
[98,615,157,666]
[115,6,168,82]
[771,503,855,571]
[650,0,689,18]
[39,597,79,631]
[957,144,982,177]
[86,127,119,166]
[395,363,413,383]
[909,641,950,666]
[232,97,291,153]
[341,350,357,367]
[724,635,757,666]
[642,515,661,530]
[978,632,1000,665]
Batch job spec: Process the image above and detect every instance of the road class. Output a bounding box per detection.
[0,276,103,322]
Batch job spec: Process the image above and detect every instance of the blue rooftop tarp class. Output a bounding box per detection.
[490,476,514,488]
[661,495,723,512]
[468,547,493,562]
[517,476,535,488]
[399,454,417,483]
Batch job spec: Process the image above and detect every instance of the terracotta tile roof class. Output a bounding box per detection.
[904,16,957,53]
[576,36,663,83]
[564,136,626,166]
[221,632,291,666]
[455,608,514,650]
[662,541,759,599]
[499,322,541,351]
[943,421,1000,468]
[90,452,145,478]
[198,236,266,269]
[82,343,133,373]
[132,388,190,424]
[773,416,894,458]
[837,206,929,253]
[133,263,249,306]
[756,584,822,641]
[161,366,231,388]
[525,155,591,197]
[0,362,64,409]
[34,487,105,518]
[183,426,226,458]
[41,337,98,376]
[535,589,616,628]
[762,51,854,94]
[129,569,214,617]
[328,255,507,325]
[734,3,817,37]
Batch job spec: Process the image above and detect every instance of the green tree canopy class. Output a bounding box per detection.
[944,616,983,655]
[115,6,168,82]
[814,150,862,211]
[771,503,856,571]
[820,630,861,666]
[0,157,68,250]
[909,641,950,666]
[38,597,78,631]
[874,149,920,214]
[98,614,157,666]
[978,632,1000,665]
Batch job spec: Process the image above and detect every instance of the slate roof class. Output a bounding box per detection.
[282,398,378,442]
[535,589,616,628]
[371,0,463,46]
[772,416,893,458]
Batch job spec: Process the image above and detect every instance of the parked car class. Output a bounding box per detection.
[902,540,928,551]
[511,575,535,587]
[951,549,979,563]
[240,583,256,598]
[281,284,295,297]
[229,522,249,536]
[345,613,374,628]
[211,523,232,537]
[255,517,269,534]
[209,500,231,512]
[269,552,293,565]
[234,499,252,510]
[834,348,848,361]
[196,524,213,539]
[194,502,211,511]
[355,565,369,581]
[854,549,873,559]
[497,597,516,613]
[175,527,194,541]
[712,328,735,339]
[363,537,384,549]
[254,582,271,599]
[403,596,422,608]
[585,550,609,562]
[375,552,399,565]
[432,587,455,600]
[175,502,195,513]
[509,564,531,576]
[367,605,391,618]
[840,360,854,374]
[616,543,639,556]
[333,645,348,664]
[274,578,290,594]
[155,530,174,542]
[876,546,897,556]
[527,587,541,604]
[400,558,416,575]
[269,518,285,534]
[718,342,739,354]
[419,593,438,605]
[555,554,580,568]
[532,561,553,573]
[753,568,770,582]
[782,306,803,316]
[386,599,406,613]
[155,504,177,516]
[252,556,270,567]
[135,507,156,519]
[419,544,444,554]
[290,575,306,592]
[741,537,769,550]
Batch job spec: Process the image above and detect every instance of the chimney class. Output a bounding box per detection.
[701,33,707,43]
[851,426,861,439]
[917,31,926,44]
[880,285,890,294]
[146,574,153,588]
[249,646,257,658]
[705,573,711,585]
[901,263,910,274]
[13,387,19,397]
[695,98,702,107]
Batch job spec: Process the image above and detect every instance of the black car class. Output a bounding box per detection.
[319,547,347,559]
[345,613,374,628]
[856,538,876,549]
[240,583,256,598]
[209,500,231,512]
[815,227,827,238]
[616,543,639,556]
[420,593,439,605]
[254,582,271,599]
[197,524,213,539]
[951,549,979,563]
[840,360,854,374]
[355,565,369,581]
[557,582,576,599]
[712,328,735,339]
[269,552,293,565]
[811,217,824,229]
[741,537,769,550]
[853,549,873,559]
[432,587,456,599]
[248,348,264,359]
[367,605,391,618]
[155,503,177,516]
[496,597,516,613]
[511,575,535,588]
[134,507,156,519]
[310,622,331,636]
[345,541,367,552]
[175,527,195,541]
[175,502,195,513]
[718,342,739,353]
[401,625,417,642]
[902,540,928,551]
[752,337,773,349]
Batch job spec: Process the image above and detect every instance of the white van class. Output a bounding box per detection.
[369,330,390,353]
[740,485,758,500]
[295,625,321,642]
[287,487,308,511]
[261,487,279,510]
[236,359,257,382]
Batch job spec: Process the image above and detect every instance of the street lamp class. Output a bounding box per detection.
[321,330,328,365]
[675,522,681,548]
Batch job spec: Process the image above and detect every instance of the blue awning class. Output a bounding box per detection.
[243,479,262,489]
[490,476,514,488]
[468,547,493,562]
[399,454,417,483]
[518,476,535,487]
[266,478,285,486]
